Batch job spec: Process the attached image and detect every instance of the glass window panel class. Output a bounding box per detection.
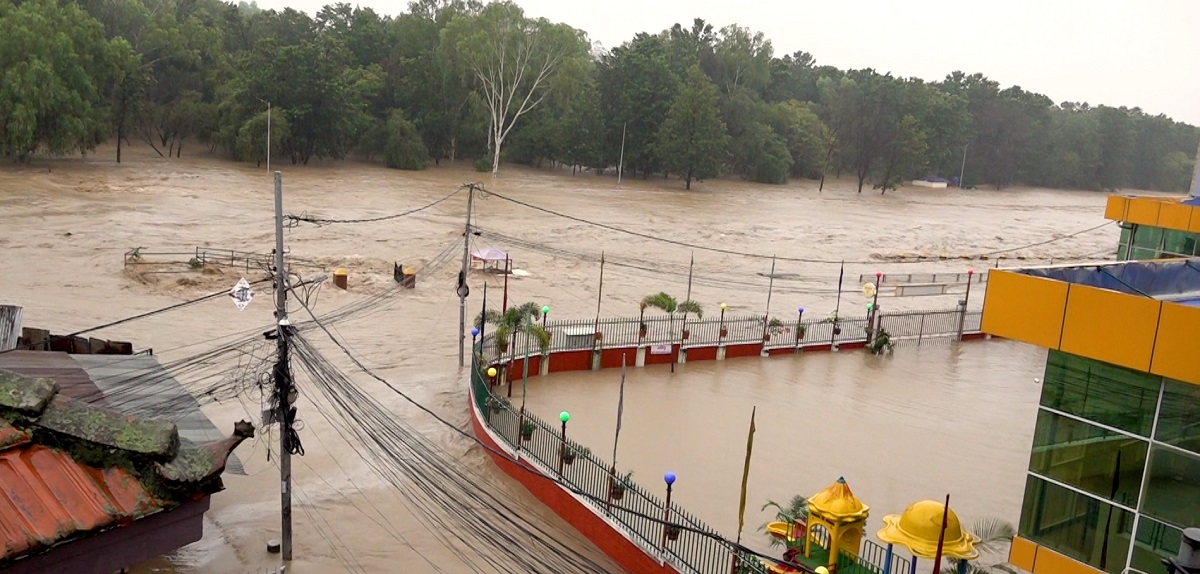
[1142,447,1200,528]
[1156,379,1200,455]
[1130,516,1183,574]
[1019,475,1133,574]
[1132,225,1163,251]
[1162,230,1198,259]
[1030,410,1147,506]
[1041,351,1161,436]
[1117,227,1131,261]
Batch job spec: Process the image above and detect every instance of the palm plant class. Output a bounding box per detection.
[640,292,703,339]
[939,518,1019,574]
[475,301,551,354]
[759,495,809,549]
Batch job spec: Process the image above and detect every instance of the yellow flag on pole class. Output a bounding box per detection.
[737,406,757,541]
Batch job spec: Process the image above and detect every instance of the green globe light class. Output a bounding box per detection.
[542,305,551,316]
[559,411,570,423]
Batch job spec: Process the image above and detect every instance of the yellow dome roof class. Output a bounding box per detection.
[807,477,869,522]
[876,500,979,560]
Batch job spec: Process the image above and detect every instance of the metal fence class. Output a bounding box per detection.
[837,539,911,574]
[481,308,983,360]
[471,356,769,574]
[122,246,323,274]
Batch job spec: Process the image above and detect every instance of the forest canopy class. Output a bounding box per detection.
[1,0,1196,193]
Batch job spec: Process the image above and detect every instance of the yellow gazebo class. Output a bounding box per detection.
[805,476,870,568]
[877,499,980,572]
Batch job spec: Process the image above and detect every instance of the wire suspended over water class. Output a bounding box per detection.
[479,188,1116,264]
[284,186,465,226]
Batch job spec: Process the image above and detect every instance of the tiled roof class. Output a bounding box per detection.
[0,369,253,565]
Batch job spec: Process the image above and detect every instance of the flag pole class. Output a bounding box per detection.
[762,256,776,341]
[831,260,844,348]
[593,252,605,348]
[607,355,627,515]
[676,252,694,373]
[931,493,950,574]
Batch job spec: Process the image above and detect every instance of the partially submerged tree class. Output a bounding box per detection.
[657,65,729,189]
[475,301,550,354]
[441,1,589,177]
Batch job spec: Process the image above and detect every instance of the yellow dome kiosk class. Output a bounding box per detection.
[877,498,980,574]
[804,476,871,570]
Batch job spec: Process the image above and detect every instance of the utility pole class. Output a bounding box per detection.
[266,102,271,174]
[958,142,968,188]
[271,170,294,561]
[617,122,626,187]
[458,184,477,367]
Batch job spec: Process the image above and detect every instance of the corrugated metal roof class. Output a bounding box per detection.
[0,419,162,561]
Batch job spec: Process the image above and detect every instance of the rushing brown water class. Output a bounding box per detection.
[0,142,1119,573]
[521,339,1047,560]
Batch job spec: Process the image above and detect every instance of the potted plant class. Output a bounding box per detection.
[594,331,603,341]
[868,328,895,355]
[682,328,690,340]
[796,324,806,339]
[609,470,633,501]
[486,396,504,414]
[639,322,648,338]
[561,444,578,465]
[719,325,728,338]
[520,419,536,441]
[665,524,682,541]
[641,292,703,343]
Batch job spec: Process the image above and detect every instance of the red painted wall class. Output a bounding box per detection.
[724,343,763,359]
[469,396,680,574]
[601,348,637,369]
[644,345,676,365]
[549,350,592,373]
[685,346,718,362]
[511,355,542,380]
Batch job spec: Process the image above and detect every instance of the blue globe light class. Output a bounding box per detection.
[664,472,676,485]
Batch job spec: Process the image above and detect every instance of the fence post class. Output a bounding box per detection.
[956,269,975,341]
[917,314,925,345]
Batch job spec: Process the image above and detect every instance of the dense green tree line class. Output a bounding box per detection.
[2,0,1197,192]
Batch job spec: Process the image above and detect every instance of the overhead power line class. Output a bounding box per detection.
[285,186,465,226]
[1,278,274,355]
[480,188,1116,264]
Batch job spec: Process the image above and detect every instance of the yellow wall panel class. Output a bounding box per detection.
[1150,302,1200,386]
[1008,536,1037,572]
[1158,202,1194,233]
[1103,195,1129,222]
[981,271,1069,348]
[1032,547,1104,574]
[1125,197,1163,227]
[1191,204,1200,234]
[1060,285,1161,372]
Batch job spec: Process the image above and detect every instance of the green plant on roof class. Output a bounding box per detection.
[939,518,1019,574]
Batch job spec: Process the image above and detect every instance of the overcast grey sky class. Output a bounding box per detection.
[255,0,1200,125]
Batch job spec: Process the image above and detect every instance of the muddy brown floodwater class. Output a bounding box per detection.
[0,142,1124,573]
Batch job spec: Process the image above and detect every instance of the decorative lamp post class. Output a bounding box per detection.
[541,305,550,331]
[663,472,678,546]
[871,271,882,335]
[558,411,571,475]
[719,302,728,338]
[796,306,805,345]
[487,366,498,386]
[471,327,479,346]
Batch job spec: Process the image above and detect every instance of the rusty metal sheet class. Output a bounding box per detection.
[0,443,159,561]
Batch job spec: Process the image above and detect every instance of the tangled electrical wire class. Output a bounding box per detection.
[288,332,617,574]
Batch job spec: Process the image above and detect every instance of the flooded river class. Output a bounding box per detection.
[0,143,1118,573]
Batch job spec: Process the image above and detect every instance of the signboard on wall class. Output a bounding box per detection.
[650,344,672,355]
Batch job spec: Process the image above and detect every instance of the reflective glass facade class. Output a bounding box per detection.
[1020,350,1200,574]
[1120,223,1200,260]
